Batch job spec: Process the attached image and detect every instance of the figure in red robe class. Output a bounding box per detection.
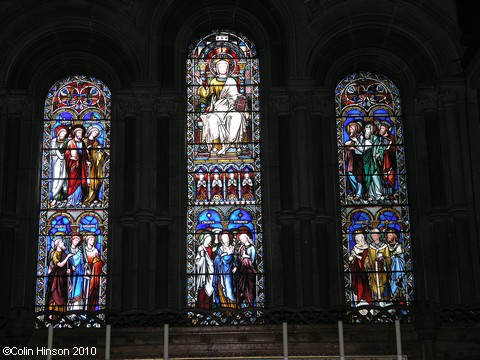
[237,229,257,307]
[241,172,254,201]
[349,232,373,305]
[195,173,208,202]
[195,232,215,309]
[65,125,89,206]
[85,234,103,312]
[226,172,238,202]
[46,237,74,312]
[379,122,397,199]
[210,173,223,202]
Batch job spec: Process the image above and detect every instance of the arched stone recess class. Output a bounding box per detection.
[1,26,142,89]
[0,26,141,313]
[144,2,292,308]
[304,1,462,76]
[301,4,479,306]
[151,0,291,87]
[0,0,144,89]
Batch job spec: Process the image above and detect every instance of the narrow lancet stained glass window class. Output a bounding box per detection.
[336,72,413,314]
[36,75,111,324]
[186,30,264,312]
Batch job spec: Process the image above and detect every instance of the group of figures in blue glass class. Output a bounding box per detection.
[48,121,107,209]
[342,109,400,205]
[41,214,104,314]
[193,209,259,310]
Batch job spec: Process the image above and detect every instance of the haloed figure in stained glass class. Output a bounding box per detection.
[195,231,216,309]
[84,124,105,207]
[237,229,257,307]
[85,234,103,312]
[344,122,364,200]
[195,58,247,155]
[365,228,391,303]
[68,233,85,310]
[349,231,373,305]
[213,230,237,308]
[386,230,406,301]
[50,125,69,207]
[65,125,90,207]
[378,122,397,200]
[46,237,74,312]
[357,123,384,202]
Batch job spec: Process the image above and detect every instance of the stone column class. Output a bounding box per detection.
[0,90,6,213]
[296,208,315,306]
[440,89,466,206]
[270,94,295,306]
[154,95,175,308]
[276,210,296,307]
[310,91,334,307]
[133,85,159,309]
[415,91,444,303]
[315,215,331,307]
[117,94,139,310]
[0,94,28,313]
[440,87,473,303]
[289,84,316,306]
[0,216,19,313]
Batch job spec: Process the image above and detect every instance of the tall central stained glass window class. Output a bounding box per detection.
[336,72,414,315]
[186,30,264,311]
[36,75,110,325]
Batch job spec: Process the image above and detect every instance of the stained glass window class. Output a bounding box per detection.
[186,30,264,312]
[36,75,111,325]
[336,72,413,313]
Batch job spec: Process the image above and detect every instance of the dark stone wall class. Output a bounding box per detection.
[1,0,480,358]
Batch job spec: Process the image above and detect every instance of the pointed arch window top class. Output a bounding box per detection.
[188,30,257,59]
[44,75,111,120]
[335,72,401,117]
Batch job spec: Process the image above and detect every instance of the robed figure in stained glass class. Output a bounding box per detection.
[386,230,406,301]
[195,58,247,155]
[83,124,106,207]
[344,121,364,200]
[226,172,239,202]
[65,124,90,207]
[68,233,86,310]
[46,237,74,312]
[241,172,254,201]
[213,230,237,308]
[84,234,103,311]
[195,173,208,202]
[210,173,224,202]
[365,228,391,302]
[378,121,397,200]
[50,125,69,207]
[355,123,384,202]
[349,231,373,305]
[236,229,257,307]
[195,231,216,309]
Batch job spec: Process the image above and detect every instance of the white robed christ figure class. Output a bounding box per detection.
[195,58,247,155]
